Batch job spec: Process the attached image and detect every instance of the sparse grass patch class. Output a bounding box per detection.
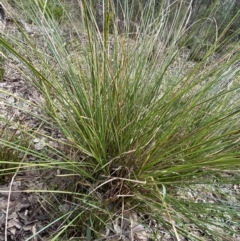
[0,53,5,80]
[0,124,27,182]
[16,0,66,23]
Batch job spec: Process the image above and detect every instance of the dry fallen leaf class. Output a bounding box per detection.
[7,219,22,229]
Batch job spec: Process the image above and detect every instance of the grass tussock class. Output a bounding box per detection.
[0,0,240,240]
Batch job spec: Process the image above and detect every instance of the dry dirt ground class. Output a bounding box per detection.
[0,3,240,241]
